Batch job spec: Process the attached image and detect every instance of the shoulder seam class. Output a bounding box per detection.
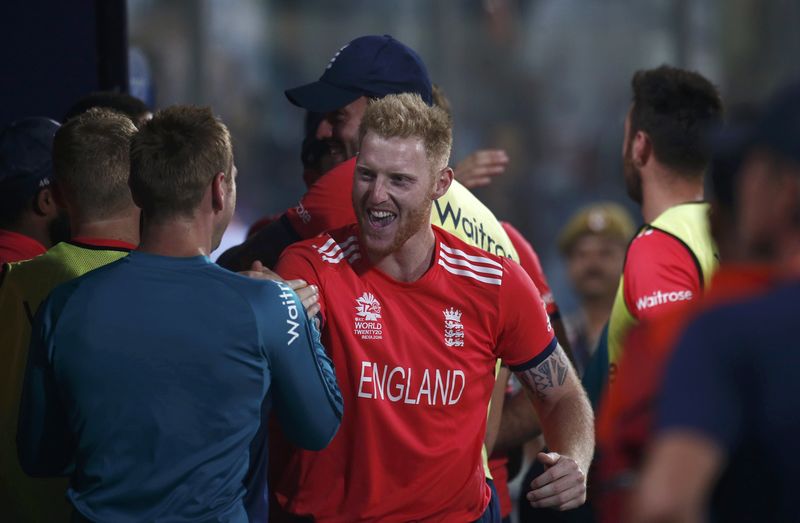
[646,226,705,288]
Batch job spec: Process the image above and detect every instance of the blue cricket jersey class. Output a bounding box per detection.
[17,251,342,522]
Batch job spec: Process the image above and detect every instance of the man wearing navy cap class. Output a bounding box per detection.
[284,34,433,163]
[217,35,520,275]
[218,34,434,270]
[0,117,67,266]
[632,83,800,523]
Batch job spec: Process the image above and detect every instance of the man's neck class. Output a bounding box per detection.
[369,227,437,283]
[641,166,704,223]
[70,210,140,246]
[138,216,214,258]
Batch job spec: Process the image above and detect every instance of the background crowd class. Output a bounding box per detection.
[2,2,800,523]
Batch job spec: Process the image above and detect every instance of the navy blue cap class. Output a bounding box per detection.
[285,35,433,113]
[712,83,800,173]
[0,117,60,207]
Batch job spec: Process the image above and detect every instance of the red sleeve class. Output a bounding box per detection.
[500,221,559,317]
[495,258,557,369]
[623,229,702,322]
[284,158,358,239]
[275,244,328,326]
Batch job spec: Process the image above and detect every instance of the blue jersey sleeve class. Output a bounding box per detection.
[260,281,342,450]
[17,287,76,477]
[656,305,746,451]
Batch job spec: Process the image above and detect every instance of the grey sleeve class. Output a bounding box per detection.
[263,282,342,450]
[17,296,75,477]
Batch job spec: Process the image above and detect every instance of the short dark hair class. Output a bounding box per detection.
[53,108,137,221]
[129,105,232,221]
[63,91,151,128]
[630,65,723,174]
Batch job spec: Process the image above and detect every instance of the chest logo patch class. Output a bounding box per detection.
[354,292,383,340]
[443,307,465,347]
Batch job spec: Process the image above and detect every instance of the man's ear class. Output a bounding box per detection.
[432,166,454,200]
[211,172,227,213]
[632,130,652,167]
[34,186,58,217]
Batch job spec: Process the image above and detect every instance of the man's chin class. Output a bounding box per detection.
[359,233,395,259]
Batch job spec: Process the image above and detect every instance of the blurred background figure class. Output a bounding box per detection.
[593,104,767,523]
[0,118,66,267]
[558,203,635,375]
[630,81,800,523]
[606,66,723,385]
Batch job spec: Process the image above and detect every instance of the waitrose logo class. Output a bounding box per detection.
[636,289,693,311]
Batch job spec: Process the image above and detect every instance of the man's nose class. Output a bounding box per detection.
[316,116,334,140]
[366,176,389,204]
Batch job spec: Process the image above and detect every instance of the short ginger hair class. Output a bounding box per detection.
[359,93,452,170]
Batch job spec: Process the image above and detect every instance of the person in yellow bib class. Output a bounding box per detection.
[606,65,723,384]
[0,109,140,522]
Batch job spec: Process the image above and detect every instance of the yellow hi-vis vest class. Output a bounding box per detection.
[607,202,718,377]
[0,241,130,523]
[432,180,519,262]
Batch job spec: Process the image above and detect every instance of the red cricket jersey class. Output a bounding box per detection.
[0,229,46,267]
[274,224,556,522]
[500,221,558,317]
[623,229,702,322]
[284,157,357,239]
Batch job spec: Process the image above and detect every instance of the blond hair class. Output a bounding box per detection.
[53,107,137,220]
[130,105,232,220]
[359,93,452,170]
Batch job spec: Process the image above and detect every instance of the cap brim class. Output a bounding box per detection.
[285,80,363,113]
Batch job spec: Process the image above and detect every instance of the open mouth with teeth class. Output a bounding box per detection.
[367,209,397,228]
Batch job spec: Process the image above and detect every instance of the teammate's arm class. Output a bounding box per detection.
[217,215,300,272]
[17,298,75,477]
[240,260,320,319]
[629,431,723,523]
[265,284,342,450]
[491,385,542,455]
[218,159,358,272]
[513,345,594,511]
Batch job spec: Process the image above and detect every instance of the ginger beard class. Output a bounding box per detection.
[622,113,644,205]
[353,133,439,260]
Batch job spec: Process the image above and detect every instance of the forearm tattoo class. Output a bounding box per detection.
[516,348,569,400]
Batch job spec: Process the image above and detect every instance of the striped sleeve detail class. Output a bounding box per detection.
[438,242,503,285]
[316,235,360,265]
